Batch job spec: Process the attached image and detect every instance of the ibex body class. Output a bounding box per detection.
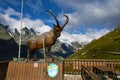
[27,10,69,58]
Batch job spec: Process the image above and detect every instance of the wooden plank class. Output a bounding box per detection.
[6,61,13,80]
[5,61,63,80]
[94,66,114,72]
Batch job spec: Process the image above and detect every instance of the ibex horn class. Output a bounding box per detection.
[46,10,59,26]
[62,15,69,30]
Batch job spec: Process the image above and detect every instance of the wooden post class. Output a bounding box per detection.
[43,37,46,80]
[43,37,45,62]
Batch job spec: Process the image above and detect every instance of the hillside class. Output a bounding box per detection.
[68,26,120,59]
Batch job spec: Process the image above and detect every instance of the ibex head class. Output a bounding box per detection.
[46,10,69,37]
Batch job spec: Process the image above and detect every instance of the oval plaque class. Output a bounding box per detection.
[47,63,58,78]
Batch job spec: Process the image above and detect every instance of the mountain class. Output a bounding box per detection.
[0,24,82,61]
[51,41,82,58]
[0,24,27,61]
[0,24,11,40]
[68,26,120,59]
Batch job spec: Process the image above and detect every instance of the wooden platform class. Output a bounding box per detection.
[1,59,120,80]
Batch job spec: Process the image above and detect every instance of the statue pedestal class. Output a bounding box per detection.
[6,60,63,80]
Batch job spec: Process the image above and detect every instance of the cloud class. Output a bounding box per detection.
[26,0,43,13]
[0,0,21,7]
[0,7,51,34]
[5,7,20,17]
[86,28,110,40]
[59,32,91,43]
[55,0,120,30]
[23,18,51,34]
[59,28,110,43]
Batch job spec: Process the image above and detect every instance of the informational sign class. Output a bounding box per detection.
[34,63,38,67]
[47,63,58,78]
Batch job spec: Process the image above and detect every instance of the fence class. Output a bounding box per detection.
[63,59,120,75]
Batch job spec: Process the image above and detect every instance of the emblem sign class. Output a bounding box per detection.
[47,63,58,78]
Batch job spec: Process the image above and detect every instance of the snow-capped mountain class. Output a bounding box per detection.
[51,40,84,58]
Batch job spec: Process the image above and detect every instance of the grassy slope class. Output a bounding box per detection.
[68,26,120,59]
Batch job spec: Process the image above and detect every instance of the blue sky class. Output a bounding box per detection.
[0,0,120,43]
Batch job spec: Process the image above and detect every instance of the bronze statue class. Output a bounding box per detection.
[27,10,69,59]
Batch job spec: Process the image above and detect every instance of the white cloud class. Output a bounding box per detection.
[86,28,110,40]
[22,18,51,34]
[26,0,43,13]
[56,0,120,29]
[0,7,51,34]
[5,7,20,17]
[59,28,110,44]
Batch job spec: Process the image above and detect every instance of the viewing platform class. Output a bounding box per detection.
[0,59,120,80]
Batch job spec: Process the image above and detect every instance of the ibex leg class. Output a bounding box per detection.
[47,46,51,58]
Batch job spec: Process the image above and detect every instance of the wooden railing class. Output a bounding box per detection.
[81,65,101,80]
[63,59,120,75]
[93,66,118,80]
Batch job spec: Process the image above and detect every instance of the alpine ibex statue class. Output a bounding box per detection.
[27,10,69,59]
